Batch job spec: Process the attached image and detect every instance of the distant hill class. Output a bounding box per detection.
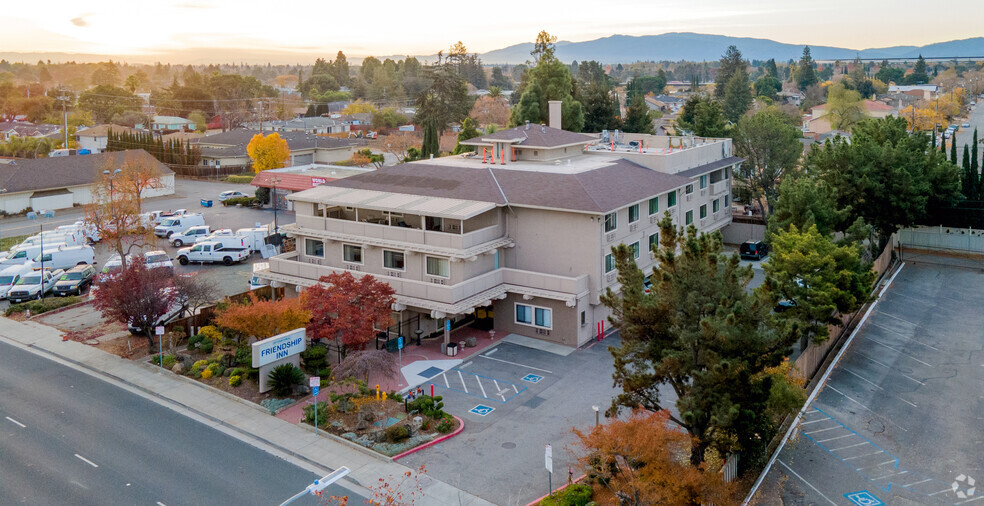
[479,32,984,64]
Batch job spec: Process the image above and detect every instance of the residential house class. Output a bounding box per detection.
[804,100,896,135]
[191,129,365,172]
[149,116,196,132]
[0,150,174,213]
[250,165,373,211]
[256,101,740,350]
[0,121,63,141]
[888,84,940,101]
[75,124,147,153]
[263,117,350,135]
[645,94,685,114]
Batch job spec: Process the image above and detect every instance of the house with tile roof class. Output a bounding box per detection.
[257,101,740,350]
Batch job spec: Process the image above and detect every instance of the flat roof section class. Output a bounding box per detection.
[288,186,497,220]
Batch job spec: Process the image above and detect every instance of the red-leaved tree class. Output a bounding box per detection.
[302,272,395,350]
[93,261,179,350]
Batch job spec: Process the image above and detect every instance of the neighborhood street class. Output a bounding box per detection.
[0,340,351,505]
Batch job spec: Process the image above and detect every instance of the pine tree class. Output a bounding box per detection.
[951,137,958,165]
[940,135,947,156]
[973,128,979,172]
[962,144,974,199]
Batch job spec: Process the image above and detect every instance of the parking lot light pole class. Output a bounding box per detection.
[0,188,6,247]
[270,177,283,233]
[592,405,600,427]
[279,466,351,506]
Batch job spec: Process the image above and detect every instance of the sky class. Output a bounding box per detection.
[2,0,980,63]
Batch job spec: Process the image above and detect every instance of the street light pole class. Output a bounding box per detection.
[279,467,351,506]
[270,176,282,233]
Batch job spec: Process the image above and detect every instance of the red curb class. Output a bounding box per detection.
[524,475,587,506]
[391,414,465,460]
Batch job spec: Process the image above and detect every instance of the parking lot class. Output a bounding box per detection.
[0,178,293,311]
[754,261,984,505]
[400,338,621,506]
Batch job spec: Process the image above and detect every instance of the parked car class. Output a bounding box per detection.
[962,123,971,128]
[8,269,65,303]
[154,213,206,238]
[218,190,250,202]
[0,264,33,300]
[169,225,218,247]
[53,264,96,296]
[128,297,186,336]
[28,245,96,272]
[175,241,249,265]
[101,254,134,277]
[143,250,174,271]
[0,243,68,268]
[18,229,86,248]
[739,240,769,260]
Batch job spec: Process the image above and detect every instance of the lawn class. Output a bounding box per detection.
[0,234,29,252]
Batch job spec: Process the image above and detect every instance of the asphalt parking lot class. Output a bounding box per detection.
[754,261,984,505]
[0,178,293,311]
[400,338,622,506]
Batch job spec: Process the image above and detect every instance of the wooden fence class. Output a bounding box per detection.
[167,163,253,178]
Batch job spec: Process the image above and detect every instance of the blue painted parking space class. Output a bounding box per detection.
[844,490,883,506]
[433,367,527,403]
[521,373,543,383]
[469,405,495,416]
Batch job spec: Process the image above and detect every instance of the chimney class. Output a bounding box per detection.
[525,120,530,130]
[548,100,562,130]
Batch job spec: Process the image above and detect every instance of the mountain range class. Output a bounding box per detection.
[3,33,984,65]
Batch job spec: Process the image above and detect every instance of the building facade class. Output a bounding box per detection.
[258,104,739,350]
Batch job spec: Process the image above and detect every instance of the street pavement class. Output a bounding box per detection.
[0,316,492,505]
[752,260,984,505]
[950,93,983,162]
[0,339,347,505]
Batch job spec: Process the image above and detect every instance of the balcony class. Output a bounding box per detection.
[710,181,730,196]
[293,214,506,253]
[269,251,589,312]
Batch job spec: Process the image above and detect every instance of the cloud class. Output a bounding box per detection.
[70,15,88,27]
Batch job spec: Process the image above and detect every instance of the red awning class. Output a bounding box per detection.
[251,171,337,192]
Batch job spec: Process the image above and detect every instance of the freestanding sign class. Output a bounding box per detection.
[252,328,307,392]
[545,444,553,497]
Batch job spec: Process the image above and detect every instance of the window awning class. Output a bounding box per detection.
[288,186,496,220]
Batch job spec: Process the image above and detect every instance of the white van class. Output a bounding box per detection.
[0,242,68,268]
[154,214,206,238]
[29,245,96,272]
[0,264,33,299]
[57,222,101,243]
[19,229,86,248]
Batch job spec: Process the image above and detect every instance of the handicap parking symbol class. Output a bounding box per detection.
[844,490,884,506]
[469,404,494,416]
[521,374,544,383]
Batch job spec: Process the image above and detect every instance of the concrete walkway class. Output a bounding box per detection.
[0,316,492,506]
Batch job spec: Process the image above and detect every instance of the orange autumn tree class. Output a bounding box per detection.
[571,410,732,506]
[214,292,311,343]
[246,132,290,173]
[301,272,395,350]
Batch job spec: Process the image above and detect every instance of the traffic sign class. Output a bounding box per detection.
[545,444,553,472]
[309,376,320,387]
[155,326,165,336]
[397,336,404,350]
[312,386,319,396]
[445,320,451,332]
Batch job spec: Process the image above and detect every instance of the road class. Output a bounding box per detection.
[951,93,983,163]
[0,340,355,505]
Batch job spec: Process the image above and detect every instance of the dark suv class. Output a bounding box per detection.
[739,240,769,260]
[53,264,96,296]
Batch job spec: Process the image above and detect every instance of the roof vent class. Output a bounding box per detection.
[525,120,530,130]
[541,124,546,133]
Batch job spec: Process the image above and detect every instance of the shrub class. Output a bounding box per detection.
[267,363,304,396]
[316,368,332,384]
[221,196,257,207]
[234,346,252,366]
[229,375,243,387]
[201,368,213,379]
[303,401,330,426]
[5,296,82,316]
[225,175,255,184]
[301,346,328,372]
[192,359,209,370]
[206,363,221,377]
[229,367,246,377]
[152,354,179,368]
[199,338,214,354]
[385,424,410,442]
[199,326,222,342]
[538,483,593,506]
[187,333,203,350]
[408,395,445,419]
[436,415,454,434]
[387,391,403,402]
[246,368,259,380]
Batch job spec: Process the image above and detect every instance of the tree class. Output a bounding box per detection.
[334,349,399,384]
[764,224,875,349]
[468,95,511,128]
[352,148,384,168]
[722,70,752,123]
[489,66,511,89]
[172,274,215,332]
[906,55,930,85]
[794,46,818,91]
[214,292,311,343]
[580,83,621,132]
[452,117,480,154]
[83,152,165,268]
[764,58,779,79]
[732,107,804,215]
[78,85,140,124]
[90,62,121,87]
[973,128,979,174]
[769,173,850,238]
[754,75,782,101]
[420,119,439,159]
[93,260,179,351]
[371,107,407,129]
[510,30,583,131]
[962,144,975,200]
[370,132,422,164]
[875,63,905,85]
[247,133,290,173]
[625,75,667,102]
[0,136,59,158]
[714,45,745,100]
[622,95,655,134]
[951,134,958,165]
[571,410,732,505]
[414,61,471,135]
[825,83,865,131]
[187,111,208,133]
[601,217,789,466]
[301,272,395,350]
[676,94,728,137]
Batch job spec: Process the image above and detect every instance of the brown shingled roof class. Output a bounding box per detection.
[0,150,172,194]
[460,124,596,149]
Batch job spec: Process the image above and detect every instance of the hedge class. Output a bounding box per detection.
[5,296,83,316]
[225,175,255,184]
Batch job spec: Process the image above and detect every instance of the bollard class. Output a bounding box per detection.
[376,384,380,400]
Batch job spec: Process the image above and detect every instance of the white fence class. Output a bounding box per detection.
[899,226,984,255]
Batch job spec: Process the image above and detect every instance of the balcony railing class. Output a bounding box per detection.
[294,214,503,251]
[270,251,589,306]
[710,181,730,195]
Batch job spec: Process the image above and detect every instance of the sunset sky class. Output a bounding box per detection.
[3,0,979,62]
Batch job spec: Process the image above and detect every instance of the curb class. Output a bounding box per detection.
[135,360,270,415]
[28,298,93,319]
[392,415,465,460]
[524,474,587,506]
[299,422,396,462]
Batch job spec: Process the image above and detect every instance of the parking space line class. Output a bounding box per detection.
[777,460,837,506]
[928,488,952,496]
[442,373,450,388]
[861,335,934,367]
[476,376,487,398]
[512,384,518,394]
[874,309,920,328]
[842,450,884,460]
[854,351,926,385]
[799,418,829,425]
[817,434,856,443]
[492,379,500,392]
[478,354,553,374]
[804,426,842,435]
[955,496,984,504]
[896,396,917,408]
[871,470,908,480]
[903,478,932,487]
[869,321,942,353]
[829,442,868,451]
[457,370,468,394]
[840,368,885,390]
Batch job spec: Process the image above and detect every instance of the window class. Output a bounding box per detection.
[343,244,362,263]
[700,175,708,189]
[604,212,617,232]
[426,256,450,278]
[649,233,659,250]
[425,216,443,231]
[686,210,694,225]
[629,241,640,259]
[305,239,324,257]
[724,195,730,207]
[383,250,405,270]
[699,204,707,219]
[628,204,639,223]
[686,184,694,194]
[648,197,658,215]
[580,310,586,327]
[516,303,552,329]
[667,191,677,207]
[713,199,720,213]
[724,167,731,179]
[605,253,615,273]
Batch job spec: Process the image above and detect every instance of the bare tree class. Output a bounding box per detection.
[173,273,216,332]
[370,132,422,164]
[334,349,399,384]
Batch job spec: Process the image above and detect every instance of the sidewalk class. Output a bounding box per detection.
[0,316,492,506]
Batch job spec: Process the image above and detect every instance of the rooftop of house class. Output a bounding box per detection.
[76,124,147,138]
[153,115,194,124]
[266,117,344,128]
[647,94,685,104]
[460,124,596,149]
[812,99,896,114]
[0,149,172,194]
[191,129,364,157]
[0,121,63,137]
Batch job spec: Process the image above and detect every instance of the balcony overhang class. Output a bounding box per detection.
[282,222,514,259]
[288,186,496,221]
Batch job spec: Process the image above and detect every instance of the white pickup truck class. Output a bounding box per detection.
[7,269,65,303]
[175,241,249,266]
[169,226,233,247]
